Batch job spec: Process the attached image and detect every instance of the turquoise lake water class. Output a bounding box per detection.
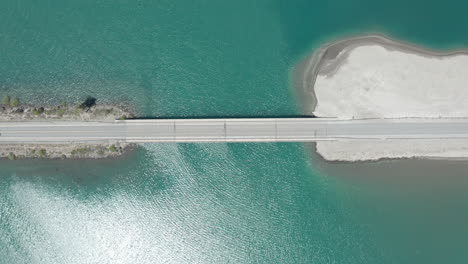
[2,0,468,263]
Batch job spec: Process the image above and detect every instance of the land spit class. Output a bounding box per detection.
[0,101,135,160]
[0,103,133,122]
[295,34,468,161]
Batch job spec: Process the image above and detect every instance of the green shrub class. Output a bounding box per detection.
[8,152,16,160]
[39,149,47,156]
[57,108,66,116]
[3,95,10,106]
[109,145,118,152]
[11,98,20,107]
[71,147,90,156]
[74,106,82,115]
[32,107,45,115]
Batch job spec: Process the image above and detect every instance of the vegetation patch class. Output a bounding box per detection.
[11,98,20,107]
[71,147,91,156]
[108,145,118,152]
[0,143,130,160]
[3,96,10,106]
[39,149,47,157]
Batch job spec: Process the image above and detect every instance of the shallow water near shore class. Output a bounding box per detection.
[2,0,468,263]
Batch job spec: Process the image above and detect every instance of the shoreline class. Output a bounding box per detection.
[294,34,468,162]
[0,98,136,160]
[0,142,132,160]
[0,102,134,122]
[305,142,468,168]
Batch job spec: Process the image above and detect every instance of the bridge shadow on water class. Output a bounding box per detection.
[127,114,316,120]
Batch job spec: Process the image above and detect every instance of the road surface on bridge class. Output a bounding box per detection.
[0,118,467,144]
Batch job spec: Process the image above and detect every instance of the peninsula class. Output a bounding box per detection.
[295,34,468,161]
[0,96,134,159]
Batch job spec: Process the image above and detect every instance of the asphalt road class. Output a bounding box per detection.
[0,118,468,144]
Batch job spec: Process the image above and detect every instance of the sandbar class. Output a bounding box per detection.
[295,34,468,161]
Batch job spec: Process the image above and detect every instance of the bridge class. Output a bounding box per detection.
[0,118,467,144]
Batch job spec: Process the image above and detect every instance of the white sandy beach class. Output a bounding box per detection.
[298,35,468,161]
[317,139,468,162]
[314,44,468,119]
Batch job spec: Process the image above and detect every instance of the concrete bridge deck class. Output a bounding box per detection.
[0,118,467,144]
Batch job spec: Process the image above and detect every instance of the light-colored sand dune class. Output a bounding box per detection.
[314,44,468,119]
[297,35,468,161]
